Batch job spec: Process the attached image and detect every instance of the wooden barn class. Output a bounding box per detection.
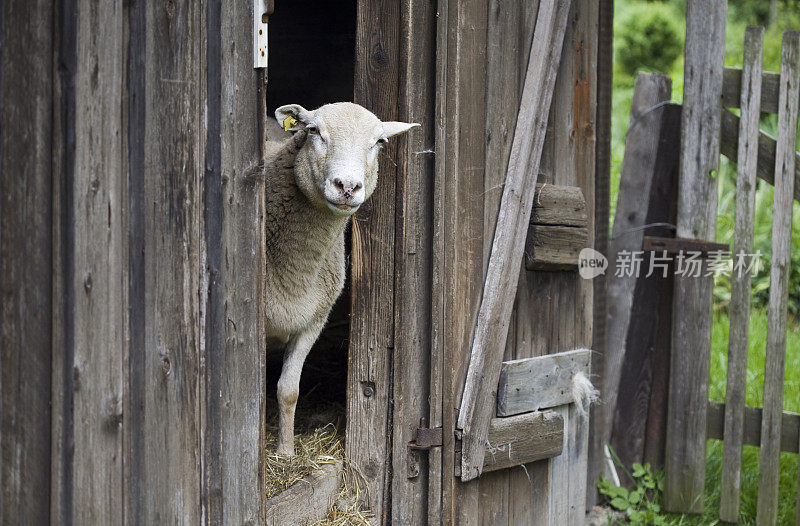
[0,0,609,524]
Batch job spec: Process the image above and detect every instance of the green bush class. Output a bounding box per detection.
[616,3,684,76]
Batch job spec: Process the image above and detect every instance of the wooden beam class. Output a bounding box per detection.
[610,104,681,477]
[664,0,726,514]
[720,25,763,524]
[706,401,799,454]
[264,462,342,525]
[757,31,800,526]
[525,225,588,271]
[720,109,800,203]
[530,184,588,227]
[497,349,592,417]
[482,411,564,473]
[605,72,673,483]
[456,0,572,482]
[722,66,781,113]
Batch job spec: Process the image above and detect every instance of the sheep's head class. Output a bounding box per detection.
[275,102,419,216]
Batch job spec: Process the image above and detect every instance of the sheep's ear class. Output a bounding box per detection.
[275,104,313,131]
[382,121,420,139]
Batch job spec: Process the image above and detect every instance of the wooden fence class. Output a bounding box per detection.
[663,22,800,524]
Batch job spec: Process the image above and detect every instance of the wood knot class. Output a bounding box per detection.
[372,42,389,68]
[83,272,93,294]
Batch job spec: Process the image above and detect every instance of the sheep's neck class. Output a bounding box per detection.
[264,177,349,280]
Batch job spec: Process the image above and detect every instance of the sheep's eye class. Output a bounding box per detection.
[306,125,319,134]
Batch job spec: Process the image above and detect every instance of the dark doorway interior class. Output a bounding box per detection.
[265,0,357,428]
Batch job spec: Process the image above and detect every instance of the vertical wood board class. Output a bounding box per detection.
[664,0,726,513]
[347,1,400,521]
[0,0,55,522]
[719,25,763,524]
[756,30,800,526]
[71,2,127,523]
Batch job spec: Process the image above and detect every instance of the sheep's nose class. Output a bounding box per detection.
[332,178,363,200]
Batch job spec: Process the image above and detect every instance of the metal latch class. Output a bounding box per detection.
[408,418,443,451]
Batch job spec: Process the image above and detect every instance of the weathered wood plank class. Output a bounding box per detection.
[206,1,267,522]
[482,411,564,473]
[390,0,436,523]
[132,0,205,522]
[720,25,763,524]
[756,30,800,526]
[497,349,592,417]
[347,0,400,521]
[0,0,55,522]
[609,102,681,478]
[722,66,780,113]
[264,462,342,526]
[70,2,127,523]
[720,109,800,202]
[531,184,588,227]
[525,224,588,271]
[457,0,572,482]
[706,401,799,453]
[604,72,673,482]
[436,0,488,520]
[664,0,726,514]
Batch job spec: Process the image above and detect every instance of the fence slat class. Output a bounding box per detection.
[664,0,726,514]
[720,25,764,524]
[756,30,800,526]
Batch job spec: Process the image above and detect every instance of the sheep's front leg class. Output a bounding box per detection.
[276,324,323,456]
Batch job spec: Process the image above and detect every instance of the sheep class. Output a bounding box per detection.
[262,102,418,456]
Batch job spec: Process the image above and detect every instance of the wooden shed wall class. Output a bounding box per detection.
[0,0,597,524]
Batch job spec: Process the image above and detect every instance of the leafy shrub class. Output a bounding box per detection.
[598,462,667,525]
[616,4,683,76]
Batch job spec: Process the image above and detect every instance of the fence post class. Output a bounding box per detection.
[664,0,726,514]
[756,30,800,526]
[605,72,676,476]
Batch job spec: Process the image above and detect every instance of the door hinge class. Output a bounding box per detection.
[408,418,443,451]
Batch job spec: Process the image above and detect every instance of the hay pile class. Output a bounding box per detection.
[263,399,374,524]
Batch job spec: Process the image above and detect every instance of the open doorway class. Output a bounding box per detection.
[264,0,357,436]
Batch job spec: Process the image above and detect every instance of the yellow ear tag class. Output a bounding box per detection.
[283,116,298,132]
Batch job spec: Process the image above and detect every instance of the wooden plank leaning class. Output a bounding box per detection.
[663,0,727,514]
[719,26,764,524]
[756,30,800,526]
[455,0,572,482]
